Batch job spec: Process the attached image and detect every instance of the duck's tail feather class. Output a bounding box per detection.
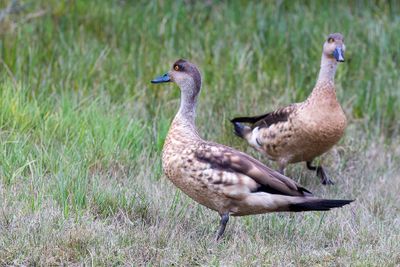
[230,120,252,139]
[288,199,354,212]
[231,114,267,124]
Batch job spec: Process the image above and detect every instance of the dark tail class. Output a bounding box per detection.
[230,114,270,139]
[231,114,269,124]
[230,120,249,139]
[289,199,354,212]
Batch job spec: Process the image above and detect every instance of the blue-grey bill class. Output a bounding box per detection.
[151,73,171,83]
[333,47,345,62]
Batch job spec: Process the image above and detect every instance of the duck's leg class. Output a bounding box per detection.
[306,161,334,185]
[278,161,287,175]
[215,213,230,241]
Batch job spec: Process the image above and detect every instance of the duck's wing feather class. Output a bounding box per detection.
[231,104,297,129]
[195,142,312,197]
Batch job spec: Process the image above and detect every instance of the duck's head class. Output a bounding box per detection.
[151,59,202,97]
[323,33,345,62]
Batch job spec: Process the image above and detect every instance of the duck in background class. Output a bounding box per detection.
[151,59,353,240]
[231,33,347,185]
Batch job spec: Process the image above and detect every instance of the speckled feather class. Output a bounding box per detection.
[162,116,313,216]
[250,81,346,164]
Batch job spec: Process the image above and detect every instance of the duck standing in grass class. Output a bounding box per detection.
[151,59,353,240]
[231,33,347,185]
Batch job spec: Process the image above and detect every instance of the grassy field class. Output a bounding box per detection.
[0,0,399,265]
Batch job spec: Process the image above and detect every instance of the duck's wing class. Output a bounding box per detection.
[231,104,297,129]
[195,142,312,197]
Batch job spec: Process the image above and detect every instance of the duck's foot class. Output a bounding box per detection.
[317,166,335,185]
[215,213,229,241]
[306,162,334,185]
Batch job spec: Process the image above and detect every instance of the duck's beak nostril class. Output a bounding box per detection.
[151,73,171,84]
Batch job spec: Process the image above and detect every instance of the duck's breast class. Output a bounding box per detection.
[294,98,346,161]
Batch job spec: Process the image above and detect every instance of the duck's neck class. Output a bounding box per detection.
[172,82,201,139]
[176,92,197,126]
[317,53,338,85]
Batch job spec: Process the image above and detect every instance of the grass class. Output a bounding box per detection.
[0,0,399,265]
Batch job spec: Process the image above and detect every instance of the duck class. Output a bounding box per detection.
[151,59,353,240]
[231,33,347,185]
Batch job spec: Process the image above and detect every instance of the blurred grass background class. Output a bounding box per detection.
[0,0,399,265]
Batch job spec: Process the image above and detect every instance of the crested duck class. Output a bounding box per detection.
[231,33,347,185]
[151,59,353,240]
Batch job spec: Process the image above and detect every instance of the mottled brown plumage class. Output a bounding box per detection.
[231,33,347,185]
[151,59,353,240]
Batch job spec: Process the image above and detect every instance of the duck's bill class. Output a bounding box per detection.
[151,73,171,83]
[333,47,345,62]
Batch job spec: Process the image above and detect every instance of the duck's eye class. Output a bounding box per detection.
[328,38,335,43]
[174,65,180,71]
